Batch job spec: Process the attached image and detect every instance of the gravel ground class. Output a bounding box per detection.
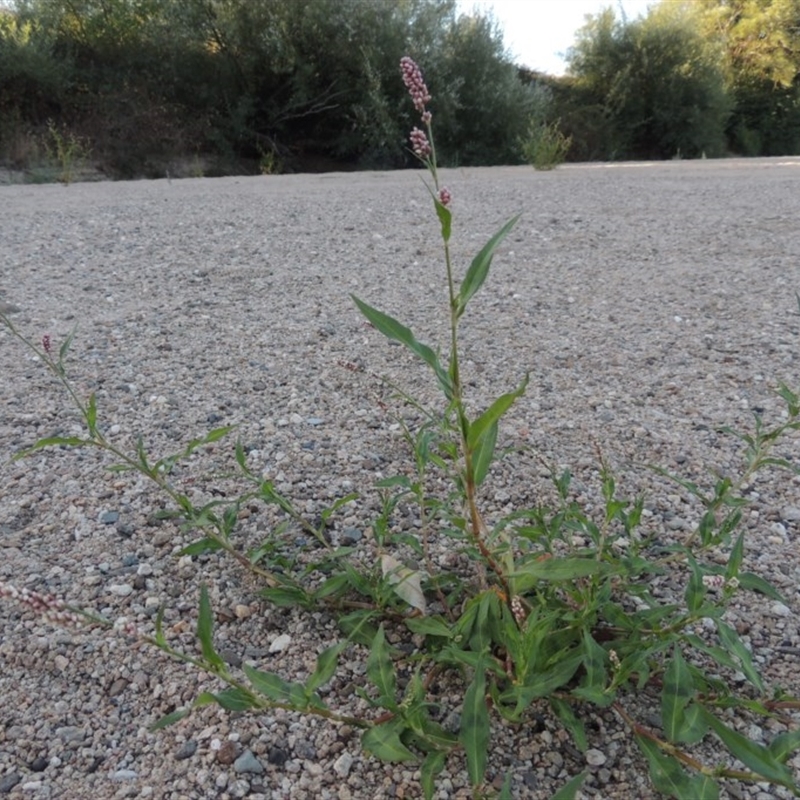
[1,159,799,800]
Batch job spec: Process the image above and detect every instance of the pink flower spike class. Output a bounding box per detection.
[421,111,432,125]
[42,334,52,355]
[410,127,432,159]
[438,187,452,207]
[400,56,431,113]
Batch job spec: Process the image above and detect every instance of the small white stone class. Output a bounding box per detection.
[586,748,607,766]
[269,633,292,653]
[108,583,133,597]
[771,602,791,617]
[333,751,353,778]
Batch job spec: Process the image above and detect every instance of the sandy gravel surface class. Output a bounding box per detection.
[1,159,800,800]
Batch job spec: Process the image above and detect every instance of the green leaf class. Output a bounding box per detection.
[86,392,97,434]
[196,586,224,670]
[737,572,785,602]
[497,771,513,800]
[305,642,346,695]
[701,708,794,785]
[404,616,454,639]
[58,326,76,363]
[243,664,294,703]
[551,770,588,800]
[351,295,452,398]
[501,650,584,715]
[769,730,800,763]
[260,586,312,608]
[421,750,447,800]
[12,435,88,460]
[338,609,379,647]
[662,646,693,743]
[579,630,607,695]
[210,687,255,712]
[460,663,489,787]
[457,214,520,317]
[550,698,588,752]
[471,420,498,486]
[366,625,397,707]
[180,538,224,557]
[677,703,709,746]
[435,199,451,243]
[362,723,416,762]
[467,375,529,451]
[510,557,607,592]
[636,736,719,799]
[716,620,764,692]
[149,707,191,730]
[726,531,745,578]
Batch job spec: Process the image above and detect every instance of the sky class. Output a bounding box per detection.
[456,0,656,76]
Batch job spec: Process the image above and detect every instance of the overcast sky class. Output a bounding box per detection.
[456,0,656,75]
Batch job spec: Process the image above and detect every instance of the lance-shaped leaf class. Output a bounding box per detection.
[362,722,416,762]
[305,642,346,695]
[551,771,588,800]
[701,708,794,785]
[367,625,397,707]
[662,646,694,743]
[421,750,447,800]
[435,199,451,243]
[460,661,489,787]
[636,736,719,799]
[456,214,520,318]
[352,295,452,398]
[197,585,224,670]
[467,374,529,451]
[471,420,498,486]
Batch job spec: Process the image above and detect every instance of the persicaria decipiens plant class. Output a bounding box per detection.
[1,54,800,800]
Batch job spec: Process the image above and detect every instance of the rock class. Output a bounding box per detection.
[220,648,242,668]
[586,748,607,766]
[0,773,22,793]
[269,633,291,653]
[56,726,86,745]
[108,678,129,697]
[108,583,133,597]
[111,769,138,781]
[233,749,264,775]
[267,747,287,766]
[341,528,362,545]
[217,740,240,765]
[333,751,353,778]
[99,510,120,525]
[781,506,800,522]
[30,757,48,772]
[0,302,21,314]
[175,740,197,761]
[771,602,791,617]
[116,523,135,538]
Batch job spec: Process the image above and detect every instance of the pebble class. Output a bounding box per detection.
[333,752,354,778]
[0,774,21,792]
[269,633,292,653]
[111,769,138,781]
[175,740,197,760]
[771,602,792,617]
[108,583,133,596]
[586,749,607,766]
[233,750,264,775]
[99,510,120,525]
[781,506,800,522]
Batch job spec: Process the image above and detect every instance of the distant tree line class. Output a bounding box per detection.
[0,0,798,177]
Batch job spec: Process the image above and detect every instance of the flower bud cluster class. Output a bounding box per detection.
[410,127,431,158]
[438,187,452,207]
[42,334,52,355]
[701,574,738,591]
[400,56,431,113]
[511,595,527,625]
[0,580,84,626]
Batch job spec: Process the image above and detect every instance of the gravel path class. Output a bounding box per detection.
[1,160,799,800]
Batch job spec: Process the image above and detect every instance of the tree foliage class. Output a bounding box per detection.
[1,0,799,175]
